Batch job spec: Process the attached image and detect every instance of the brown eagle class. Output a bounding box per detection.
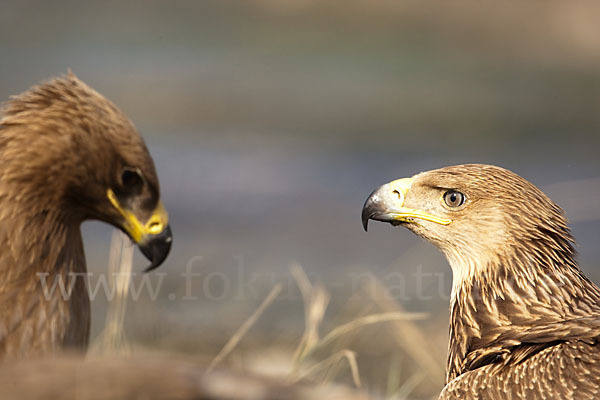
[0,73,172,358]
[362,164,600,399]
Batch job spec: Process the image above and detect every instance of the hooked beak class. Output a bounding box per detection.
[107,189,173,272]
[138,225,173,272]
[362,177,451,231]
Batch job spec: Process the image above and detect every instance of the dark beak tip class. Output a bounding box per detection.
[361,212,370,232]
[362,192,378,233]
[140,225,173,273]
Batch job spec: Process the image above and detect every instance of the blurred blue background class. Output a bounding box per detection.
[1,1,599,397]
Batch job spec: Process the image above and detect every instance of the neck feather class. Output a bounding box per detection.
[444,235,600,383]
[0,195,89,358]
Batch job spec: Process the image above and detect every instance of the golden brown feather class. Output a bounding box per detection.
[0,73,172,358]
[362,164,600,399]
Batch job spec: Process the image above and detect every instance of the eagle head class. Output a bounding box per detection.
[362,164,573,281]
[1,72,172,272]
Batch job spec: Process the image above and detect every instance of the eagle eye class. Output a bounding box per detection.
[443,190,466,208]
[120,168,144,193]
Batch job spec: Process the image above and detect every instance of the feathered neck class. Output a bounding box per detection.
[444,229,600,383]
[0,161,90,358]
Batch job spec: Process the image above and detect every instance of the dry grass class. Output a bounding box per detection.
[198,262,430,396]
[208,284,283,372]
[362,278,445,383]
[287,264,429,390]
[92,236,443,398]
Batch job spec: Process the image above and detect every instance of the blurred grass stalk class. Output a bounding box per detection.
[208,283,284,372]
[286,264,429,390]
[87,239,440,397]
[204,262,430,394]
[90,230,134,356]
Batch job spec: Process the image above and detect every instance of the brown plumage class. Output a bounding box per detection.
[362,164,600,399]
[0,73,172,358]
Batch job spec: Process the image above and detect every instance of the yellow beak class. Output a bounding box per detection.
[107,189,172,271]
[107,189,168,243]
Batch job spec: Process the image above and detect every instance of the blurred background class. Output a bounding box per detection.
[1,1,599,398]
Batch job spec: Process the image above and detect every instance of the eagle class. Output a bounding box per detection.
[362,164,600,399]
[0,73,172,358]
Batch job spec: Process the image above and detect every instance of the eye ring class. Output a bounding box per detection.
[443,190,466,208]
[120,167,144,191]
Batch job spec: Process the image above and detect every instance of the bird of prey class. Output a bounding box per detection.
[0,73,172,358]
[362,164,600,399]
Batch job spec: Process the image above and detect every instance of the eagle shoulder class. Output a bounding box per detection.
[440,340,600,400]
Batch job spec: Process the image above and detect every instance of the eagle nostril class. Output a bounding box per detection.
[148,220,163,235]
